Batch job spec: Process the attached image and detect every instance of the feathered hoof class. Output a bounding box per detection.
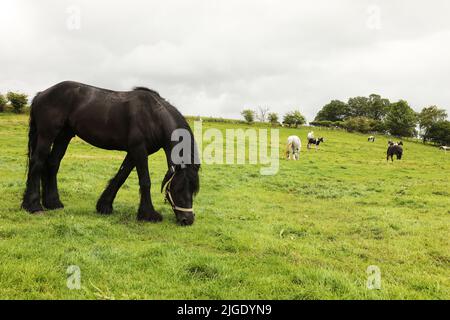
[96,201,113,215]
[43,199,64,210]
[22,202,44,214]
[137,209,163,223]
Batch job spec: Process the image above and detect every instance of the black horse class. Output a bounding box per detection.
[22,81,200,225]
[387,141,403,162]
[307,137,324,150]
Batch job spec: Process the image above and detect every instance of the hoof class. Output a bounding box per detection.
[43,199,64,210]
[137,210,163,223]
[22,202,44,214]
[96,201,113,215]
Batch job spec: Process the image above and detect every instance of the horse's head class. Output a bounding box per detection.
[161,164,200,226]
[318,137,324,143]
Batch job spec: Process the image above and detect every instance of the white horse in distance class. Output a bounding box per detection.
[286,136,301,160]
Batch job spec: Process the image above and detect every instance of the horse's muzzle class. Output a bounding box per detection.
[176,212,195,226]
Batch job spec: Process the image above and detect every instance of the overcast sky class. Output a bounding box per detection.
[1,0,449,121]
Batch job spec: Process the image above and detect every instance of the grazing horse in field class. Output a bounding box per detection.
[387,141,403,162]
[22,81,200,226]
[307,137,324,150]
[368,136,375,142]
[440,146,449,151]
[286,136,301,160]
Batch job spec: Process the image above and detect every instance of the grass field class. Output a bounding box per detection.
[0,113,449,300]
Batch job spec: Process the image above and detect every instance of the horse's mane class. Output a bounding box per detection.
[133,86,191,132]
[182,163,200,195]
[133,86,160,96]
[135,86,201,193]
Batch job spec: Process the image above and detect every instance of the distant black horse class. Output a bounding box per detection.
[387,141,403,162]
[22,81,200,225]
[307,137,324,150]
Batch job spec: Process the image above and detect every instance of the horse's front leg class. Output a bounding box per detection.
[130,145,162,222]
[96,154,134,214]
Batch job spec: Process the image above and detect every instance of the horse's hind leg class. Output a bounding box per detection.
[42,129,73,210]
[22,136,53,213]
[96,154,134,214]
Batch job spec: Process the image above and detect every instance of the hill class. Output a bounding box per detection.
[0,113,448,299]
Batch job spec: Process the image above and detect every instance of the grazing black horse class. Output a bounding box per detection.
[307,137,324,150]
[22,81,200,225]
[387,141,403,162]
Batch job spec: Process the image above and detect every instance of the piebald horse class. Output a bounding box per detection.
[387,141,403,162]
[307,137,324,150]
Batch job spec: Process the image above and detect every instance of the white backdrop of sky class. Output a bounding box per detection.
[1,0,449,121]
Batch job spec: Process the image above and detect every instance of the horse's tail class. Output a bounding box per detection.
[25,94,39,177]
[286,142,292,156]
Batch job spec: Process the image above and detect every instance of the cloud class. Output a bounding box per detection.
[1,0,449,120]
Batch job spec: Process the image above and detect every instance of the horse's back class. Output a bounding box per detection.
[287,135,301,148]
[31,81,144,150]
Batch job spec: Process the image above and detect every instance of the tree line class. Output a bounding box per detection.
[241,107,306,128]
[312,94,449,145]
[242,94,449,146]
[0,92,28,113]
[2,90,449,146]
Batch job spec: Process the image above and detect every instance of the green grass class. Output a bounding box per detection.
[0,113,449,300]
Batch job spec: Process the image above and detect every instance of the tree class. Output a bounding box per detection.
[267,112,279,125]
[347,96,369,118]
[318,94,390,121]
[256,106,270,122]
[342,117,381,133]
[418,106,448,142]
[314,100,349,122]
[241,109,255,124]
[367,94,390,120]
[384,100,417,137]
[6,92,28,113]
[424,121,450,146]
[283,110,306,127]
[0,93,7,112]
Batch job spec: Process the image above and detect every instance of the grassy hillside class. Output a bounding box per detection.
[0,113,448,299]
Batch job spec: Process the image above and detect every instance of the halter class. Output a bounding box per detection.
[162,167,194,213]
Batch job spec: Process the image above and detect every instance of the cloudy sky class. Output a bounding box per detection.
[1,0,449,120]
